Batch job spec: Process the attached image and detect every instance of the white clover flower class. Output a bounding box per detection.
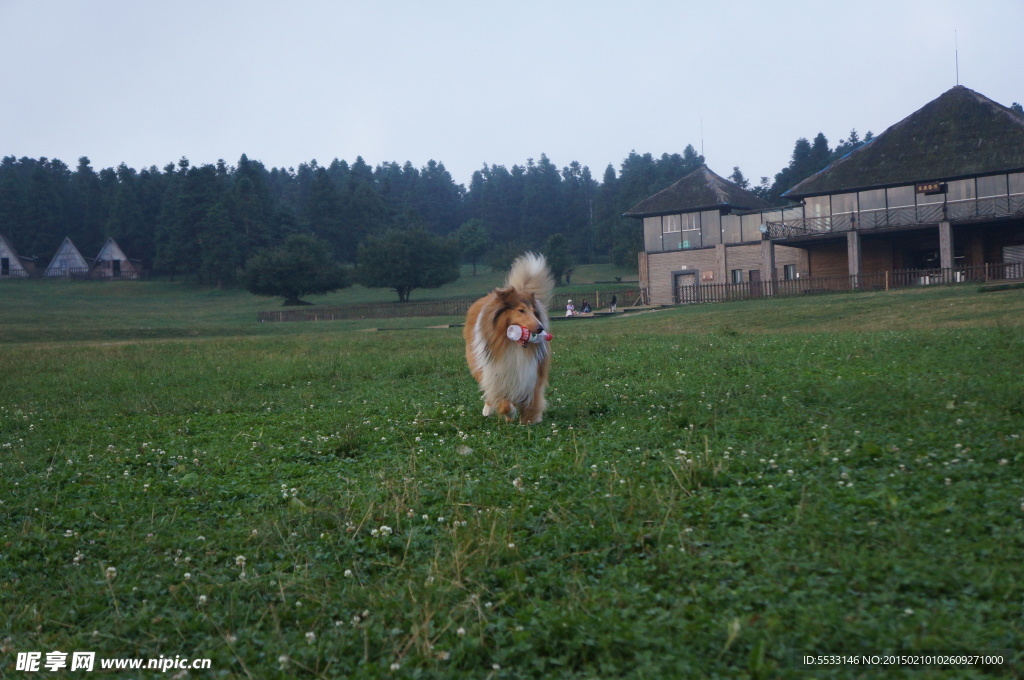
[198,595,207,606]
[390,662,401,671]
[344,569,354,578]
[105,566,117,580]
[235,555,246,567]
[184,572,192,580]
[305,632,316,644]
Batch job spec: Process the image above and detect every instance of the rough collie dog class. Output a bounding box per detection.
[464,253,554,425]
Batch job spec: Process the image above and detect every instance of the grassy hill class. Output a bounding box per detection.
[1,278,1021,677]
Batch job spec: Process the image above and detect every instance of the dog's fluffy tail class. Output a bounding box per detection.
[506,252,555,303]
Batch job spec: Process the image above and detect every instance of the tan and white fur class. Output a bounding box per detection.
[464,253,554,425]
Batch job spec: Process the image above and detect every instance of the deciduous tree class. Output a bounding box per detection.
[357,228,459,302]
[243,233,349,305]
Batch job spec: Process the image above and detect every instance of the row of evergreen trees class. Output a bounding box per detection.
[0,131,874,285]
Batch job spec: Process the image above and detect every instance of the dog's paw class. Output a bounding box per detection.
[482,403,494,417]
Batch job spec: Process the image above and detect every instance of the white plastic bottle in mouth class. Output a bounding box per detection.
[506,325,552,346]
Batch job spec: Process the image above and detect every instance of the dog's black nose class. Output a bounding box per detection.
[536,325,545,333]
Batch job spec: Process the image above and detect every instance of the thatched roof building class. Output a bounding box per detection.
[624,165,772,217]
[785,86,1024,198]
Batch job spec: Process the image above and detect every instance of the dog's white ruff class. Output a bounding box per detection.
[471,312,547,417]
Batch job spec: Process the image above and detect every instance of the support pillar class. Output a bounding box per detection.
[760,239,776,296]
[638,251,650,305]
[939,221,953,276]
[715,244,727,285]
[846,230,862,288]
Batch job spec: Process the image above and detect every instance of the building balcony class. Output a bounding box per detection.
[765,193,1024,239]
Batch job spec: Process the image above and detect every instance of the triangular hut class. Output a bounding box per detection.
[90,238,142,280]
[0,234,34,278]
[44,237,91,277]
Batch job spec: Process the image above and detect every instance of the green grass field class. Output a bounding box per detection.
[1,277,1022,678]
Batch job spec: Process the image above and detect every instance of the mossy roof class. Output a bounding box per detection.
[623,165,772,217]
[785,86,1024,199]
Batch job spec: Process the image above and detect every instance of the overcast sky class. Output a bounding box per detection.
[2,0,1021,187]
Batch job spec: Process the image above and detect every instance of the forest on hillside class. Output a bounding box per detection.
[0,130,875,285]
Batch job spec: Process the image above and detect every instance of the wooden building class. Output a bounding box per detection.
[627,165,810,304]
[44,237,90,278]
[631,86,1024,304]
[0,233,34,278]
[90,238,143,280]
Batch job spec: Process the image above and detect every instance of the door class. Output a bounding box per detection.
[749,269,762,297]
[673,272,699,304]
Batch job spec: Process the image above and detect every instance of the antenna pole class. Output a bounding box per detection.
[955,30,959,85]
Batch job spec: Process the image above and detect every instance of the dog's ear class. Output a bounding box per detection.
[494,287,515,305]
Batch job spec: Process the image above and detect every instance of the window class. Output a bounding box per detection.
[784,264,796,280]
[804,196,830,217]
[831,193,858,214]
[731,269,744,284]
[678,213,700,249]
[722,215,741,244]
[700,210,721,246]
[782,206,804,223]
[741,213,764,241]
[977,174,1008,198]
[887,185,915,208]
[643,217,662,252]
[1009,172,1024,195]
[945,179,975,202]
[663,214,682,233]
[858,188,886,211]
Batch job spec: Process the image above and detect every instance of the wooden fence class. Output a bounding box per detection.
[257,288,641,323]
[672,262,1024,304]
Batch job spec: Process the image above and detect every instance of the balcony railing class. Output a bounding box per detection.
[764,193,1024,239]
[669,261,1024,305]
